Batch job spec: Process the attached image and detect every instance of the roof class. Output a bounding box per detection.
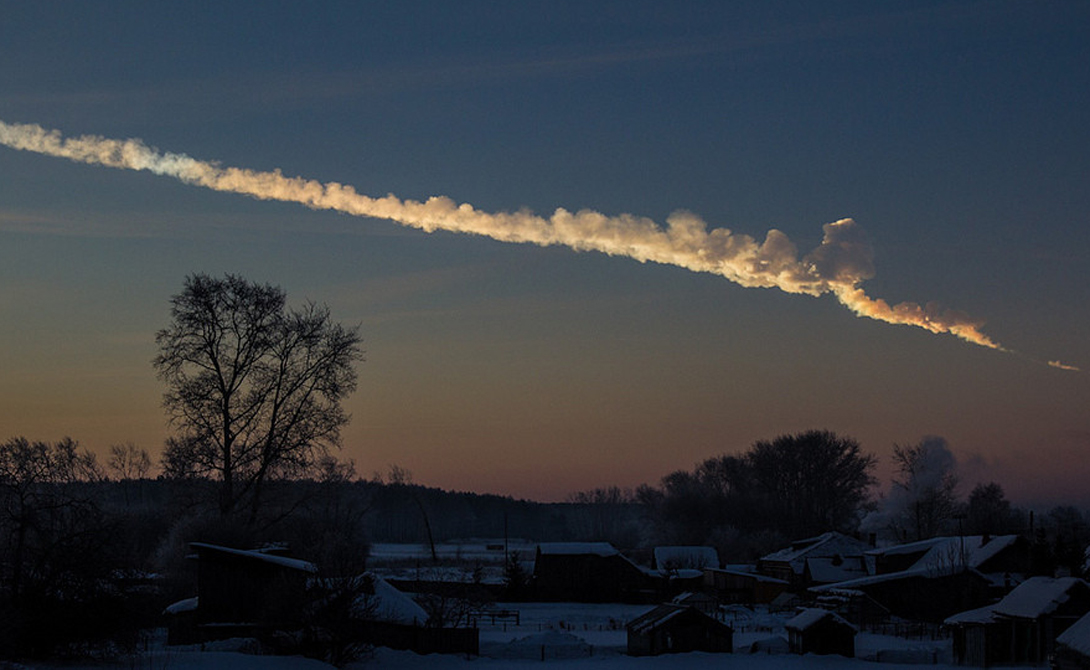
[806,556,868,584]
[626,604,731,636]
[785,608,856,632]
[654,546,719,570]
[868,535,1020,574]
[944,576,1090,626]
[944,604,998,626]
[811,566,989,593]
[760,532,871,574]
[993,576,1088,619]
[356,573,429,625]
[190,542,318,573]
[537,542,619,557]
[1058,611,1090,657]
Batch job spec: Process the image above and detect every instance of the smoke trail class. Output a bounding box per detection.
[0,119,1067,363]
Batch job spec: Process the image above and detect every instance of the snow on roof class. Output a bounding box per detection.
[356,573,429,625]
[654,546,719,570]
[944,604,998,626]
[190,542,317,573]
[806,556,868,584]
[993,576,1088,619]
[537,542,619,557]
[944,576,1089,625]
[810,565,989,592]
[163,596,198,615]
[627,604,716,636]
[760,532,871,574]
[1058,611,1090,657]
[785,608,855,632]
[868,535,1020,573]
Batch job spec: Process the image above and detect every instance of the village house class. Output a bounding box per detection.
[626,603,734,656]
[758,532,872,589]
[785,607,857,657]
[165,542,317,644]
[945,576,1090,667]
[703,567,789,606]
[867,535,1028,593]
[533,542,655,603]
[809,534,1029,623]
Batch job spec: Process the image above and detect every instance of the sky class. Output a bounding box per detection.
[1,0,1088,505]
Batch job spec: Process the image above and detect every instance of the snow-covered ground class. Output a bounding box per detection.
[23,602,1038,670]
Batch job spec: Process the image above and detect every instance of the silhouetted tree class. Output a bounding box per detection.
[641,430,876,549]
[965,482,1019,535]
[747,430,876,536]
[154,273,363,521]
[0,437,138,657]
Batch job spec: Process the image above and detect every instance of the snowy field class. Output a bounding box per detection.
[24,602,1038,670]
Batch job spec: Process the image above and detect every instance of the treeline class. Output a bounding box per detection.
[4,431,1090,659]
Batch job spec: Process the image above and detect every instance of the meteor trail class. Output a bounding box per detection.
[0,119,1073,368]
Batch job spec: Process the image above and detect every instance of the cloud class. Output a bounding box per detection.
[0,119,1059,358]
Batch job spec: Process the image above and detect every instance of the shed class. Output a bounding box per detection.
[167,542,317,643]
[626,604,733,656]
[785,607,856,657]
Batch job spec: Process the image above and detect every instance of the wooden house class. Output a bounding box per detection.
[165,542,317,643]
[785,607,857,657]
[758,532,872,589]
[626,604,733,656]
[533,542,653,603]
[945,576,1090,666]
[812,567,993,623]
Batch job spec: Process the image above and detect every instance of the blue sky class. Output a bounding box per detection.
[1,0,1088,503]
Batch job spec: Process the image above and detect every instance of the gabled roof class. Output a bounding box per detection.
[785,607,856,632]
[760,532,871,574]
[1057,610,1090,657]
[993,576,1088,619]
[189,542,317,573]
[811,566,989,593]
[806,556,868,584]
[868,535,1020,574]
[944,577,1090,625]
[627,604,731,636]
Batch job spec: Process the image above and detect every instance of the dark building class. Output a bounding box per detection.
[785,608,857,657]
[703,567,789,605]
[946,576,1090,667]
[626,604,733,656]
[533,542,653,603]
[164,542,317,643]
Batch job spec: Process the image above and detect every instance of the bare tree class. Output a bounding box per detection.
[107,442,152,481]
[153,274,363,521]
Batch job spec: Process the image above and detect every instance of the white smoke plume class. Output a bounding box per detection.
[0,119,1062,360]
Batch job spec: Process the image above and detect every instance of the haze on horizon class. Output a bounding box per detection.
[0,0,1087,507]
